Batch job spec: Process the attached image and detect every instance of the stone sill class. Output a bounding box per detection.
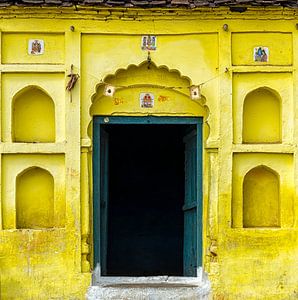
[88,270,211,299]
[94,276,205,288]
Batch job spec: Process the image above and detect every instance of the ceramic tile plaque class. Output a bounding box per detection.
[28,39,44,55]
[140,93,154,108]
[141,35,157,50]
[253,46,269,62]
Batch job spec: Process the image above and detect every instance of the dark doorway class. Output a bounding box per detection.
[106,125,187,276]
[93,116,202,278]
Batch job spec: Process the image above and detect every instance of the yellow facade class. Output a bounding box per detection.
[0,5,297,299]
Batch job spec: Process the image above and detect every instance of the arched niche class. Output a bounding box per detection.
[243,87,281,143]
[243,165,280,228]
[12,86,55,142]
[88,61,209,137]
[16,167,54,229]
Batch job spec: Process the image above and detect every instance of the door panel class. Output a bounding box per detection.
[93,125,109,275]
[100,127,109,275]
[183,129,198,276]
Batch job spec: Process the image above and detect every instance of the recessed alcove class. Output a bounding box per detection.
[12,86,55,142]
[243,165,280,228]
[242,87,281,143]
[16,167,54,229]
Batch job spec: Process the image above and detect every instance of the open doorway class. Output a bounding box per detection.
[93,117,202,277]
[108,125,185,276]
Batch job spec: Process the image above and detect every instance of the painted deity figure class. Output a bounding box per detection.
[31,40,42,54]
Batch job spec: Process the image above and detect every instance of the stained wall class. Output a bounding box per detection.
[0,6,297,300]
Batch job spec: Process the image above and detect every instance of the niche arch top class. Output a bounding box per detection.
[242,87,281,144]
[16,166,54,229]
[243,165,280,228]
[12,85,56,143]
[89,61,208,127]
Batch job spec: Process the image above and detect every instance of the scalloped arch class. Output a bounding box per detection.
[87,61,210,138]
[90,61,193,106]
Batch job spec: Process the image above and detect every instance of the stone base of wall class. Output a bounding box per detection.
[86,269,211,300]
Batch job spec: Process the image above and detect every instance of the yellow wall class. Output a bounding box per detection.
[16,167,54,229]
[0,6,297,300]
[242,166,280,228]
[242,87,281,143]
[13,87,56,142]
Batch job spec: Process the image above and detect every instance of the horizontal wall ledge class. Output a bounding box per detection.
[81,138,92,148]
[226,228,298,237]
[232,143,295,153]
[0,64,65,73]
[231,66,293,73]
[205,139,219,150]
[0,142,66,153]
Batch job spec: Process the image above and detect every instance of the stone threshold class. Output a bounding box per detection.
[87,267,211,300]
[94,276,205,288]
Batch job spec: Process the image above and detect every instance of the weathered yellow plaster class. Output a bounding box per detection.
[232,32,293,66]
[13,86,56,143]
[1,32,65,64]
[16,167,54,229]
[243,165,280,228]
[1,73,65,143]
[233,72,293,145]
[243,87,281,143]
[0,6,296,300]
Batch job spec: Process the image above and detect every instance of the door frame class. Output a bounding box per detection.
[92,116,203,276]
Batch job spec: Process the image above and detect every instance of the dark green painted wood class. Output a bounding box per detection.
[183,129,198,276]
[100,127,109,275]
[93,116,203,276]
[94,116,201,125]
[93,125,110,274]
[197,120,203,269]
[93,123,100,267]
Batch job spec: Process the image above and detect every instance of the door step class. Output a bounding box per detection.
[86,270,211,300]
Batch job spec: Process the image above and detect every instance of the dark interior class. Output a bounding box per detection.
[106,124,187,276]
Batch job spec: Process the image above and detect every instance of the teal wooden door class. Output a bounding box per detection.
[93,125,109,275]
[93,116,202,276]
[99,127,109,275]
[183,128,202,276]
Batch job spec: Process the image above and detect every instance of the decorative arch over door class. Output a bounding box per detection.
[88,61,209,279]
[87,61,209,137]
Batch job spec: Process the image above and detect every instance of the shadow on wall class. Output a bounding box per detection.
[243,165,280,228]
[243,87,281,144]
[16,167,54,229]
[12,86,55,143]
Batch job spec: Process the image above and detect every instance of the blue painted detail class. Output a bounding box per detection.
[93,116,203,276]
